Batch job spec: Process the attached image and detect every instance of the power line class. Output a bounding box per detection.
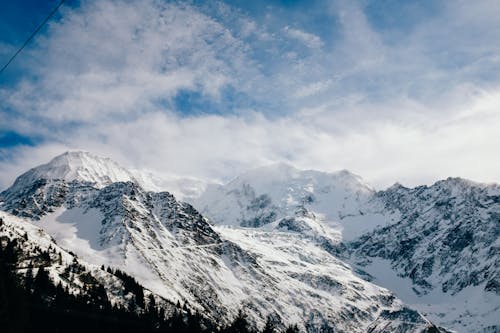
[0,0,65,75]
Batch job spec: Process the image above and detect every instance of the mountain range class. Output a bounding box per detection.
[0,151,498,332]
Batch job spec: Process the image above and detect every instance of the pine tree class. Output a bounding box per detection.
[262,315,276,333]
[285,324,300,333]
[40,250,51,263]
[4,238,18,263]
[226,309,252,333]
[147,294,156,311]
[32,267,54,300]
[25,266,34,292]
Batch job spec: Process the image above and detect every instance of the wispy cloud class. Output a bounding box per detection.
[283,26,324,49]
[1,0,500,190]
[294,79,335,99]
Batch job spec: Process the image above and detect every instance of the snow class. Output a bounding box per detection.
[29,151,134,185]
[356,258,500,332]
[191,163,375,231]
[2,151,136,195]
[190,163,500,332]
[2,151,208,201]
[338,211,399,241]
[2,151,498,332]
[36,206,123,266]
[0,211,173,310]
[214,225,403,331]
[130,169,209,201]
[1,168,412,331]
[48,207,102,249]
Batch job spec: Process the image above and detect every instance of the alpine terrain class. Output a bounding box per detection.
[1,151,497,332]
[191,163,500,333]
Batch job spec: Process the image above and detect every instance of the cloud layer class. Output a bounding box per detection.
[1,0,500,190]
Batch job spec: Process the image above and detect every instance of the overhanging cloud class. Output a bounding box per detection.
[1,0,500,190]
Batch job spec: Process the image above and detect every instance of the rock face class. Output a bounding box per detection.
[0,152,444,332]
[189,164,500,333]
[193,163,374,228]
[351,178,500,296]
[366,307,452,333]
[348,179,500,332]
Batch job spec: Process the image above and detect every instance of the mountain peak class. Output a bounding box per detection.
[52,150,100,161]
[191,162,375,228]
[4,151,136,194]
[36,150,134,186]
[231,163,368,187]
[46,151,110,171]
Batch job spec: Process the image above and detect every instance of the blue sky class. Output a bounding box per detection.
[1,0,500,188]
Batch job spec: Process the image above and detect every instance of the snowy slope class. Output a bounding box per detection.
[0,152,445,332]
[0,150,207,204]
[190,165,500,332]
[130,169,208,201]
[3,151,137,192]
[191,163,377,230]
[349,179,500,333]
[353,257,499,333]
[0,210,171,312]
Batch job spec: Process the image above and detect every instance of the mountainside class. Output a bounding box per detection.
[0,210,233,333]
[189,165,500,333]
[349,179,500,332]
[3,151,137,193]
[0,152,445,332]
[0,209,177,316]
[1,151,206,202]
[193,163,375,230]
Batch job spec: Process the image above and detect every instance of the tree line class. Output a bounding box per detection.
[0,233,301,333]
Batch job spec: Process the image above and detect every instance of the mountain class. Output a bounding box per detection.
[192,163,376,233]
[3,151,137,192]
[349,179,500,332]
[130,169,208,201]
[189,165,499,333]
[1,150,207,203]
[0,152,444,332]
[0,209,178,320]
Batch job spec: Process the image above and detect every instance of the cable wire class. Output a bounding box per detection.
[0,0,65,75]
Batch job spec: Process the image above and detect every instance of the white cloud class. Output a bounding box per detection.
[1,0,500,191]
[2,88,500,191]
[1,0,255,125]
[294,79,334,98]
[283,26,324,49]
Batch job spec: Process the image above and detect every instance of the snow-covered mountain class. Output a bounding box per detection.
[189,164,499,333]
[130,169,208,201]
[0,151,446,332]
[2,151,207,202]
[0,209,174,313]
[4,151,138,192]
[194,163,374,227]
[349,179,500,332]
